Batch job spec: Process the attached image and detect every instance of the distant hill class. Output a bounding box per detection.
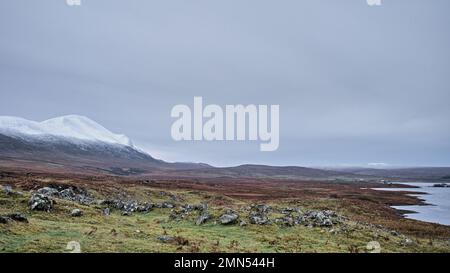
[325,167,450,181]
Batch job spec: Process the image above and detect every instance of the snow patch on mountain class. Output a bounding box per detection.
[0,115,133,147]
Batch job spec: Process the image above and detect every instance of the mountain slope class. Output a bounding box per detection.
[0,115,132,146]
[0,115,169,174]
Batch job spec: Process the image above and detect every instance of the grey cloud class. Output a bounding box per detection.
[0,0,449,166]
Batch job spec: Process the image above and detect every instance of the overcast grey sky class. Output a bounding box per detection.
[1,0,449,167]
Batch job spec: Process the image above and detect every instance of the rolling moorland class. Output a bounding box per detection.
[1,168,450,253]
[0,115,449,253]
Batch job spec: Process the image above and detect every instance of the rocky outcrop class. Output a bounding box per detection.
[29,193,54,211]
[35,186,94,205]
[297,210,342,227]
[103,199,154,215]
[169,203,209,224]
[248,204,271,225]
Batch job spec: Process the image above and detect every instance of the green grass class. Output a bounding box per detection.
[1,188,449,253]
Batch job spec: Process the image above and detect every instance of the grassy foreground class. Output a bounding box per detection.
[1,181,450,253]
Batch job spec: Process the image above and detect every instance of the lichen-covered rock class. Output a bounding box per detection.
[37,187,60,196]
[29,194,54,211]
[219,212,239,225]
[297,210,342,227]
[275,216,295,227]
[35,186,95,205]
[249,213,270,225]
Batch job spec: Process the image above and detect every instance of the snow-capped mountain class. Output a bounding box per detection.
[0,115,133,147]
[0,115,167,175]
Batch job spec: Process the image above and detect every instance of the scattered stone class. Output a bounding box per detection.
[0,213,28,224]
[29,193,54,211]
[159,202,175,209]
[329,228,339,235]
[59,188,76,199]
[297,210,342,227]
[2,185,13,196]
[71,209,83,217]
[249,213,270,225]
[8,213,28,223]
[251,204,271,214]
[106,199,154,214]
[35,186,95,205]
[137,203,153,213]
[275,216,294,227]
[248,204,271,225]
[157,235,175,243]
[103,208,111,216]
[281,207,295,215]
[37,187,59,196]
[401,238,415,247]
[219,212,239,225]
[196,212,210,225]
[239,220,247,227]
[0,216,9,224]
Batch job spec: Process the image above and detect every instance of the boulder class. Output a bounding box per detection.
[8,213,28,223]
[29,193,54,211]
[219,212,239,225]
[71,209,83,217]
